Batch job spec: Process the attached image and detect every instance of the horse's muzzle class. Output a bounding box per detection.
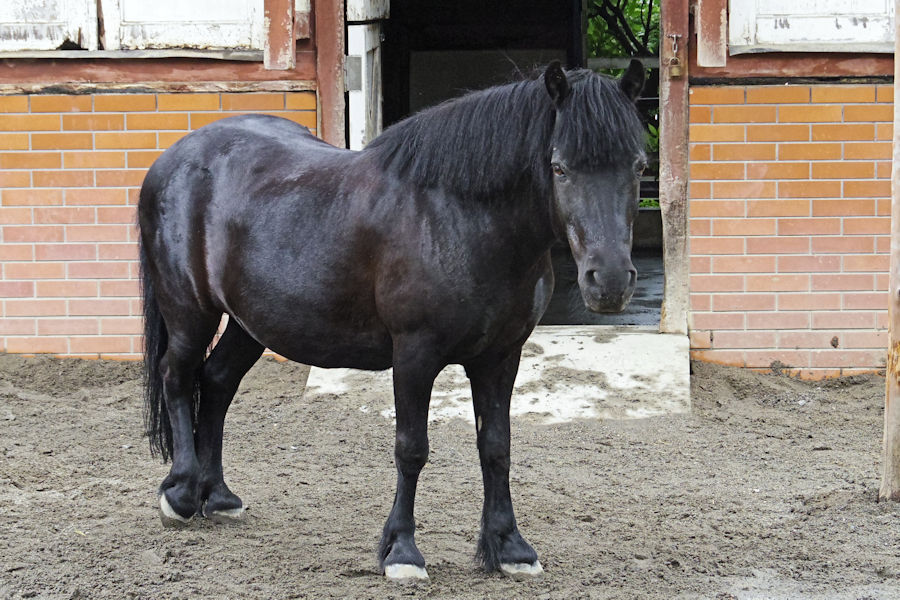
[578,264,637,313]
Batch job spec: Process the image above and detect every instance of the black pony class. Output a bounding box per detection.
[138,61,645,580]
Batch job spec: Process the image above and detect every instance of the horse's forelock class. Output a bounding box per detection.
[552,69,646,170]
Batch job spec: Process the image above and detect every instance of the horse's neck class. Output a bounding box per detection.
[477,180,558,265]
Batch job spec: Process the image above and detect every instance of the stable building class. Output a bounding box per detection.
[0,0,894,379]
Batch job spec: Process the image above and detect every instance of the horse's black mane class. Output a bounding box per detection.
[363,68,645,200]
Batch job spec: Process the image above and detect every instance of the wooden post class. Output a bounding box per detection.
[880,0,900,502]
[264,0,296,70]
[315,0,346,148]
[695,0,727,68]
[658,0,690,335]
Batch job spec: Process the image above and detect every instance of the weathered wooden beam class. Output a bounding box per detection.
[880,0,900,503]
[315,0,346,148]
[0,81,316,95]
[694,0,726,68]
[0,51,316,85]
[0,49,264,60]
[658,0,690,335]
[295,12,312,40]
[264,0,296,70]
[295,0,312,39]
[346,0,389,22]
[689,49,893,79]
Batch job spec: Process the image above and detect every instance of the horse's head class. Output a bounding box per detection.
[544,60,646,314]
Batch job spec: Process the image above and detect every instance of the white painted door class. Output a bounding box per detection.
[730,0,895,54]
[100,0,265,51]
[347,0,389,150]
[0,0,97,51]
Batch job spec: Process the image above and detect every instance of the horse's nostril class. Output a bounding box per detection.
[628,269,637,288]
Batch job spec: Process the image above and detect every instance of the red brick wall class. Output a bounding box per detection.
[3,82,893,376]
[0,91,316,358]
[688,83,891,377]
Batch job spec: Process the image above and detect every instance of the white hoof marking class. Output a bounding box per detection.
[500,560,543,580]
[207,506,246,522]
[384,563,429,581]
[159,494,193,526]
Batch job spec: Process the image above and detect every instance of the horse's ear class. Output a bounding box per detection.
[620,59,645,102]
[544,60,570,107]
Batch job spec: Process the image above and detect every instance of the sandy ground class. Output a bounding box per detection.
[1,353,899,599]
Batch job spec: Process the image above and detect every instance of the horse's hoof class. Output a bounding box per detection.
[500,560,543,580]
[159,493,194,528]
[205,505,246,523]
[384,563,429,582]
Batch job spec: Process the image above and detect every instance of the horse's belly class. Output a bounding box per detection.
[275,337,394,371]
[232,311,393,371]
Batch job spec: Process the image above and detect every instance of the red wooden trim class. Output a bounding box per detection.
[315,0,345,148]
[690,47,894,79]
[659,0,691,334]
[695,0,726,68]
[295,11,312,40]
[265,0,296,70]
[0,47,315,84]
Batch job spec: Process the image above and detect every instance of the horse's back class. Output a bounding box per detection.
[143,114,331,185]
[185,113,325,150]
[139,113,343,227]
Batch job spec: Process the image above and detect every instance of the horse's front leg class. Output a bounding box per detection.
[466,349,543,578]
[378,344,440,581]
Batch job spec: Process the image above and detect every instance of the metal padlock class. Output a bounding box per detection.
[668,57,684,78]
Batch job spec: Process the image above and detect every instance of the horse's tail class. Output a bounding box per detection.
[139,231,174,462]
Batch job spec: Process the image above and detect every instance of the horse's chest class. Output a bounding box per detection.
[443,264,552,357]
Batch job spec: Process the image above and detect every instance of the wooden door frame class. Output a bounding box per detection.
[316,0,346,147]
[314,0,693,333]
[658,0,690,334]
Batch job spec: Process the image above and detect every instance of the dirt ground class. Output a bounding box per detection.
[1,353,899,600]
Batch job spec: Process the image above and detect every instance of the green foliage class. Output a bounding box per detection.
[587,1,661,207]
[646,120,659,152]
[586,0,660,58]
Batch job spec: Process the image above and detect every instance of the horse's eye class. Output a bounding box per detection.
[552,163,566,177]
[635,160,647,176]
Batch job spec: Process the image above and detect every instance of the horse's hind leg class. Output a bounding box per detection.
[195,317,263,520]
[466,349,543,578]
[157,314,220,525]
